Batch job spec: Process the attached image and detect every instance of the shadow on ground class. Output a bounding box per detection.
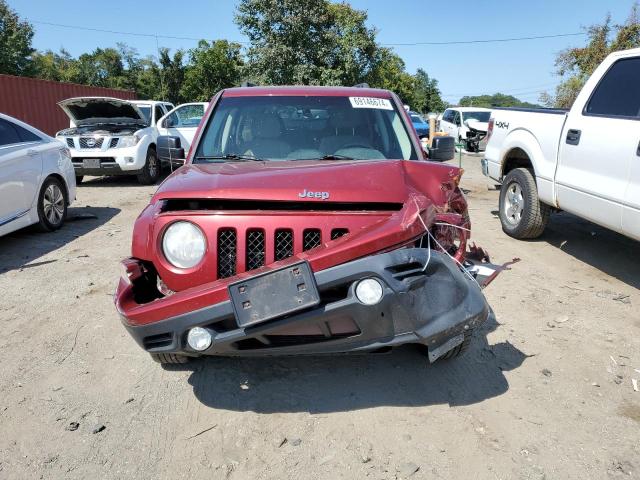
[0,206,120,273]
[178,313,528,413]
[543,212,639,289]
[79,171,172,188]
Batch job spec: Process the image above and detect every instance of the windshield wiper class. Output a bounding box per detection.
[293,154,356,161]
[194,154,263,162]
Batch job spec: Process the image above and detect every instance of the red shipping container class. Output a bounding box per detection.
[0,74,137,136]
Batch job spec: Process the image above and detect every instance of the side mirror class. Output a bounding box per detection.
[157,135,185,165]
[162,116,177,128]
[428,136,455,162]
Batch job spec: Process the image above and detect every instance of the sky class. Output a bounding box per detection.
[9,0,639,104]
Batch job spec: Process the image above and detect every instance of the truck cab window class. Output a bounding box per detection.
[585,57,640,118]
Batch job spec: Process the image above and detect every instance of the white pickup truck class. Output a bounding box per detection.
[483,47,640,241]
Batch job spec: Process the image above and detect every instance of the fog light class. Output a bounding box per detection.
[187,327,212,351]
[355,278,384,305]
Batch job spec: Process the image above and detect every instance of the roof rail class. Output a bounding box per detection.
[241,81,257,87]
[353,83,369,88]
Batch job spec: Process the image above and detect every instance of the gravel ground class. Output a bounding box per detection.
[0,154,638,479]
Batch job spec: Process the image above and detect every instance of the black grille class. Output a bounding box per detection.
[303,229,322,251]
[79,137,103,149]
[331,228,349,240]
[275,229,293,261]
[65,138,74,148]
[142,332,173,350]
[246,230,265,271]
[109,138,118,148]
[217,229,237,279]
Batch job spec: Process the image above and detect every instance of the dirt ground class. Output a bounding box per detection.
[0,154,638,480]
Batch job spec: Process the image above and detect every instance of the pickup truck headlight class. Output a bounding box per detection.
[117,134,141,148]
[162,221,206,269]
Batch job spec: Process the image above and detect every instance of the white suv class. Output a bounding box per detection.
[56,98,174,185]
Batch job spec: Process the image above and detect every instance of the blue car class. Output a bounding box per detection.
[409,112,429,137]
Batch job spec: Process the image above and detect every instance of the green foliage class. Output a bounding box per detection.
[542,3,640,108]
[0,0,35,75]
[180,40,243,102]
[235,0,445,111]
[459,93,539,108]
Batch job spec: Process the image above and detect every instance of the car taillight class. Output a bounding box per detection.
[487,118,494,142]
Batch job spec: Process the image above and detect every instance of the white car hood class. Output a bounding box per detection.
[464,119,488,132]
[58,97,147,126]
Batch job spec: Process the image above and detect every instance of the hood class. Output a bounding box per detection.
[154,160,410,204]
[58,97,146,126]
[464,119,488,132]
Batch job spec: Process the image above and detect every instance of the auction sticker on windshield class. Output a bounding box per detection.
[349,97,393,110]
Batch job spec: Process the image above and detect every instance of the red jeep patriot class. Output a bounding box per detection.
[115,86,490,365]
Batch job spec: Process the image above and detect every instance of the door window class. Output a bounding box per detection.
[442,110,452,123]
[169,104,206,128]
[585,57,640,118]
[453,112,461,126]
[0,119,21,147]
[14,124,41,143]
[154,105,164,124]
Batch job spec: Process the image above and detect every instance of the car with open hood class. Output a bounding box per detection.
[439,107,491,152]
[56,97,174,185]
[115,85,493,366]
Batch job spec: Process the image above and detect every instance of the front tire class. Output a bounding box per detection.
[137,148,160,185]
[499,168,550,239]
[37,177,67,232]
[150,353,190,365]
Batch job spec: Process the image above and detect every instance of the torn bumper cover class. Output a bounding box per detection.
[117,248,490,359]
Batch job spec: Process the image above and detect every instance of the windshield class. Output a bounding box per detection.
[137,105,152,124]
[463,111,491,122]
[194,95,418,162]
[410,114,425,124]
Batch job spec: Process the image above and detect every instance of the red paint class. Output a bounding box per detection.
[116,86,470,326]
[0,75,136,135]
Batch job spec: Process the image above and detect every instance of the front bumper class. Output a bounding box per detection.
[67,144,146,175]
[118,248,490,357]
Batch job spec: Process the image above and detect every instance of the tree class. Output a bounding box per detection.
[412,69,446,113]
[459,93,538,109]
[541,3,640,108]
[235,0,378,85]
[180,40,243,101]
[0,0,35,75]
[156,48,185,104]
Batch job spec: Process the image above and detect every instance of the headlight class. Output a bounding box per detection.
[162,221,206,269]
[116,133,141,148]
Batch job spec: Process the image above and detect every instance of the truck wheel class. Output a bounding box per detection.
[37,177,67,232]
[499,168,550,239]
[150,353,190,365]
[75,176,83,185]
[137,148,160,185]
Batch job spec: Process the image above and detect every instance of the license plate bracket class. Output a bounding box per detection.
[228,261,320,328]
[83,158,101,168]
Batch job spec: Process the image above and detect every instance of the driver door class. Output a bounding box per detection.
[158,104,207,153]
[0,118,42,228]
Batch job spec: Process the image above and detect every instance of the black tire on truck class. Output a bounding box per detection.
[150,353,190,365]
[137,148,160,185]
[499,167,551,239]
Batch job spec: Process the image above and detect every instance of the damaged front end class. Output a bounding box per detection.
[115,161,501,361]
